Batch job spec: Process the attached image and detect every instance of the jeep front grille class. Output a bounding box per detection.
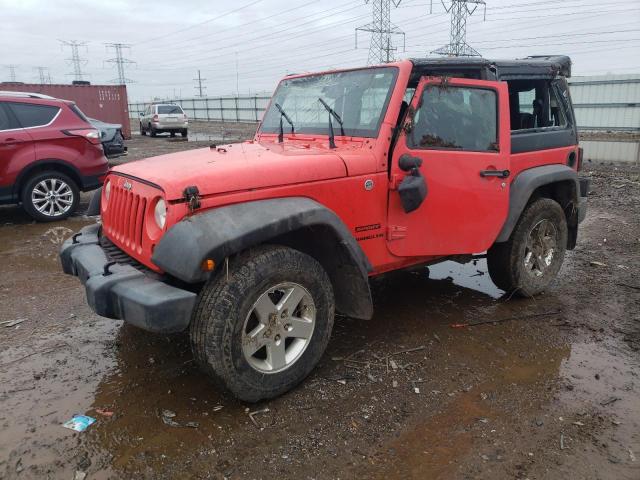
[102,184,147,254]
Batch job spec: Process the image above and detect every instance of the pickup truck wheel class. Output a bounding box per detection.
[21,171,79,222]
[190,245,335,402]
[487,198,567,298]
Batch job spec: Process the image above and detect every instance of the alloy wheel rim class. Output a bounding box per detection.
[524,219,558,277]
[242,282,316,374]
[31,179,73,217]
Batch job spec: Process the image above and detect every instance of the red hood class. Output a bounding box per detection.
[113,140,349,200]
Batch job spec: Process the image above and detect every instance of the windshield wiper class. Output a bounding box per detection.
[275,103,294,143]
[318,97,344,149]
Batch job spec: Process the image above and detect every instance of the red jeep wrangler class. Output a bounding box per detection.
[61,56,588,401]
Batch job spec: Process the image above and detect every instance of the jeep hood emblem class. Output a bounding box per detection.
[123,180,132,191]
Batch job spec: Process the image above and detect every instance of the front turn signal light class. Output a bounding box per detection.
[201,259,215,271]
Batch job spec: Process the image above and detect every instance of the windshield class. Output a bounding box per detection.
[260,67,398,138]
[157,105,184,114]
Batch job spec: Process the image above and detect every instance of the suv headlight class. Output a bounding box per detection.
[154,198,167,229]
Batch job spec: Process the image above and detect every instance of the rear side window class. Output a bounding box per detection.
[157,105,183,114]
[0,104,16,131]
[9,102,60,128]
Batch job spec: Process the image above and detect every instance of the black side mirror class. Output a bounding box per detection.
[397,154,427,213]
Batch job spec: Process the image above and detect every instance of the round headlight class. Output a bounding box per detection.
[154,199,167,229]
[104,180,111,203]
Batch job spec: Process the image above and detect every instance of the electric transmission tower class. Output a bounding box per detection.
[105,43,135,84]
[194,70,207,97]
[60,40,89,81]
[356,0,405,65]
[431,0,486,57]
[5,65,18,82]
[35,67,52,84]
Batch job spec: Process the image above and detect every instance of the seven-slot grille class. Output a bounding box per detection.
[102,182,147,254]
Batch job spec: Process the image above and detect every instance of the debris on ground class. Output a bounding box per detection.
[62,415,96,432]
[450,310,561,328]
[1,318,26,327]
[589,261,607,267]
[161,410,180,427]
[74,470,87,480]
[249,408,270,428]
[95,408,114,417]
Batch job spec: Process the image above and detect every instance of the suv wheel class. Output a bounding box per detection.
[181,129,188,137]
[140,122,146,135]
[21,171,80,222]
[487,198,568,297]
[190,245,334,402]
[149,124,156,137]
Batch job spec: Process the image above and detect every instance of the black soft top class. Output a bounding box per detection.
[409,55,571,83]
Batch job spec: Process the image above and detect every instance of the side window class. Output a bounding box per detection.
[409,86,498,152]
[509,80,569,131]
[0,104,15,131]
[9,103,60,128]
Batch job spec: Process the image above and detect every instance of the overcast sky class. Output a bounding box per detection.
[1,0,639,101]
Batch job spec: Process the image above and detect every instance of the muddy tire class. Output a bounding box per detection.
[21,171,79,222]
[190,245,335,402]
[487,198,568,297]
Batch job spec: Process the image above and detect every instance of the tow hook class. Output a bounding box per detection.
[183,186,201,212]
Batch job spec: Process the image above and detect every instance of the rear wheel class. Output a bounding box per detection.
[140,122,146,135]
[181,129,188,137]
[487,198,568,297]
[190,245,334,402]
[149,124,156,137]
[21,171,79,222]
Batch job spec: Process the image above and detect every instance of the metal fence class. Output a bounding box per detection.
[568,75,639,164]
[128,95,271,123]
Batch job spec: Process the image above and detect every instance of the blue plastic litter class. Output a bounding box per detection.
[62,415,96,432]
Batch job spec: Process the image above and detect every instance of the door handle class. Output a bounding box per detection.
[480,169,510,178]
[3,138,23,145]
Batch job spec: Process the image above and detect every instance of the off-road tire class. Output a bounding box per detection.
[21,171,80,222]
[140,123,146,135]
[190,245,335,402]
[487,198,568,297]
[181,129,188,137]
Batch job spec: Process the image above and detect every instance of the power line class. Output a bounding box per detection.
[194,70,207,97]
[431,0,486,56]
[60,40,89,81]
[105,43,135,84]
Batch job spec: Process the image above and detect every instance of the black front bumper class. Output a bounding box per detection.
[60,224,197,333]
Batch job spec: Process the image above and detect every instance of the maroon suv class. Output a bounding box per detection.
[0,91,109,221]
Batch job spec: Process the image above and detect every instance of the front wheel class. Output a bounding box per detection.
[487,198,568,297]
[21,171,79,222]
[190,245,334,402]
[181,129,188,137]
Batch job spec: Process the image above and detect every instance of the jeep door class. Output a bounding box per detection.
[387,77,511,256]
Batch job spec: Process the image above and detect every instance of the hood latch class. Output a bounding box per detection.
[183,186,201,212]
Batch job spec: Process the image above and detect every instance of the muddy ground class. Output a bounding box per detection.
[0,130,638,479]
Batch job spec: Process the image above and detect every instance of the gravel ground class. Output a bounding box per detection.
[0,132,638,479]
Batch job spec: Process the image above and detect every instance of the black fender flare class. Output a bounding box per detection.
[152,197,374,320]
[496,164,579,243]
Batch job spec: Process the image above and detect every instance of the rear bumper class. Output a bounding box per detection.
[60,224,197,333]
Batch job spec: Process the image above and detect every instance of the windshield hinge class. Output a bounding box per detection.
[183,186,201,212]
[389,174,403,190]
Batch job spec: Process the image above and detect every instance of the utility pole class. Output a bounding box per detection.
[194,70,207,97]
[356,0,405,65]
[35,66,52,84]
[60,40,89,81]
[431,0,486,57]
[105,43,135,84]
[235,52,239,98]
